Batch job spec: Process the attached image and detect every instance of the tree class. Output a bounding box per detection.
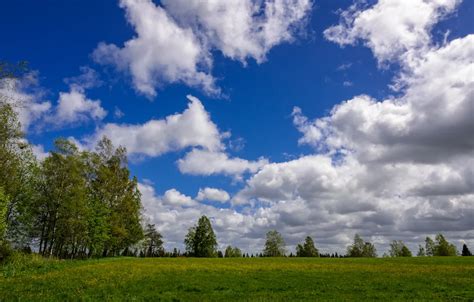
[224,245,242,257]
[34,139,89,258]
[425,237,435,256]
[417,245,426,257]
[434,234,457,256]
[263,230,286,257]
[0,96,38,248]
[389,240,412,257]
[143,224,164,257]
[296,236,319,257]
[424,234,457,256]
[347,234,377,257]
[461,244,472,256]
[184,216,218,257]
[92,137,143,256]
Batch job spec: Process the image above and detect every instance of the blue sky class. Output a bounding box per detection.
[1,0,473,253]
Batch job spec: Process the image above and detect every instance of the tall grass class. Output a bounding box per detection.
[1,252,63,277]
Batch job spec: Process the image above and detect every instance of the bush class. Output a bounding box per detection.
[0,242,13,262]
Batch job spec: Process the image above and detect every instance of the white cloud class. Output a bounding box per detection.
[93,0,217,98]
[163,189,197,207]
[85,95,223,156]
[294,35,474,164]
[49,88,107,126]
[196,187,230,203]
[163,0,312,63]
[63,66,103,91]
[177,149,269,179]
[139,183,267,253]
[94,0,312,98]
[0,68,107,131]
[324,0,460,65]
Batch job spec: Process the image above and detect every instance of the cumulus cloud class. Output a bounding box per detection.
[0,68,107,131]
[162,0,312,63]
[162,189,197,207]
[94,0,312,98]
[324,0,460,65]
[84,95,223,157]
[48,88,107,126]
[177,149,269,179]
[139,183,268,253]
[93,0,218,98]
[294,35,474,164]
[196,187,230,203]
[223,2,473,253]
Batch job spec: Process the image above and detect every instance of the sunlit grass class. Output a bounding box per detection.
[1,256,473,301]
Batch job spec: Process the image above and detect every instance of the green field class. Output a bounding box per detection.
[1,256,473,301]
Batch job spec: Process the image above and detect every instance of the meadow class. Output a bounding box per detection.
[1,256,473,301]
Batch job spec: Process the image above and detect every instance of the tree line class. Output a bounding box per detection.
[0,62,472,261]
[180,215,471,258]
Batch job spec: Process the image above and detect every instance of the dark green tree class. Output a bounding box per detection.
[143,224,164,257]
[425,237,435,256]
[461,244,472,256]
[296,236,319,257]
[263,230,286,257]
[184,216,218,257]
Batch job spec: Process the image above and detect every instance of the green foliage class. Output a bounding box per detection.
[425,236,435,256]
[1,252,62,277]
[423,234,457,256]
[417,245,425,257]
[1,257,473,301]
[434,234,457,256]
[0,188,8,241]
[0,101,39,247]
[462,244,472,256]
[347,234,377,257]
[224,245,242,258]
[143,224,164,257]
[388,240,412,257]
[296,236,319,257]
[184,216,218,257]
[1,62,145,259]
[263,230,286,257]
[30,137,144,259]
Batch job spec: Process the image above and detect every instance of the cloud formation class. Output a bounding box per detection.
[85,95,223,156]
[93,0,312,98]
[0,68,107,131]
[178,149,269,179]
[196,187,231,203]
[324,0,460,65]
[141,0,473,254]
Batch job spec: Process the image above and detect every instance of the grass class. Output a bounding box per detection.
[1,256,473,301]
